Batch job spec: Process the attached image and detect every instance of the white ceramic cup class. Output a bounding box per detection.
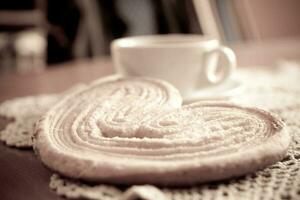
[111,34,236,98]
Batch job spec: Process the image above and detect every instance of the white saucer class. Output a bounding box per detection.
[183,79,244,104]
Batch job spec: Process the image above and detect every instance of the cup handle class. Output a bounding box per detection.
[203,46,236,85]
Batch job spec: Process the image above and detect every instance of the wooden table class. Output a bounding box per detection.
[0,58,114,200]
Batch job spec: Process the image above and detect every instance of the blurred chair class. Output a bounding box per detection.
[73,0,157,59]
[72,0,201,59]
[0,0,46,30]
[0,0,47,73]
[14,30,46,73]
[73,0,105,59]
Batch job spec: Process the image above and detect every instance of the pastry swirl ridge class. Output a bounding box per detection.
[34,76,290,186]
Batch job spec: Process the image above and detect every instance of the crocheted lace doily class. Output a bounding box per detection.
[1,64,299,200]
[0,85,84,148]
[0,94,58,147]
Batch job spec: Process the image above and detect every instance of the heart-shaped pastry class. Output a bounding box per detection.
[33,76,290,186]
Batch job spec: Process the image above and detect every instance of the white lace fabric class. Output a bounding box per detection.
[0,95,58,147]
[0,63,300,200]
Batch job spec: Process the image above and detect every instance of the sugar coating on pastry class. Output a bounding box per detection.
[33,76,290,186]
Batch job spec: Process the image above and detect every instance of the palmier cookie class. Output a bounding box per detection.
[33,76,289,186]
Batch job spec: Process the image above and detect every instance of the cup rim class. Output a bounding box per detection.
[111,34,219,49]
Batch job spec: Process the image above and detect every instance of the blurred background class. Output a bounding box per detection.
[0,0,300,74]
